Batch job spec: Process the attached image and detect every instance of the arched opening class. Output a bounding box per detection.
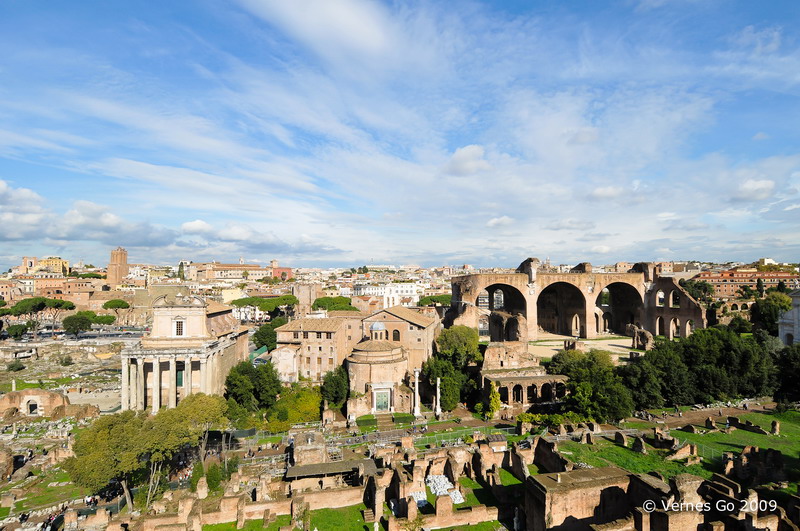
[656,317,665,337]
[250,488,257,502]
[485,283,528,342]
[26,401,38,415]
[478,316,489,337]
[594,283,643,334]
[476,289,489,310]
[555,382,568,399]
[731,303,739,311]
[499,386,509,405]
[656,291,665,307]
[669,291,680,308]
[527,385,537,403]
[670,318,680,340]
[741,303,749,310]
[512,384,523,403]
[537,282,587,337]
[786,333,795,346]
[491,290,505,311]
[571,314,582,337]
[685,319,693,336]
[541,383,553,402]
[595,313,601,334]
[392,329,400,341]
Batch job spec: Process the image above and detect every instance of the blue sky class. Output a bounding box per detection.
[1,0,799,270]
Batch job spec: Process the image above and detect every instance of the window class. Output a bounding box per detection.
[317,357,321,366]
[303,332,308,339]
[293,332,299,339]
[174,320,184,337]
[328,357,333,366]
[318,346,322,351]
[392,329,400,341]
[326,332,332,339]
[177,369,184,387]
[316,332,322,339]
[306,357,311,365]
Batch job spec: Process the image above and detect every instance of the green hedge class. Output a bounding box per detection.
[355,415,377,427]
[393,413,415,424]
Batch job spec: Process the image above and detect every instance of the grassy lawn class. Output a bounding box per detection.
[203,515,292,531]
[448,522,506,530]
[528,463,542,475]
[457,477,498,508]
[0,507,9,518]
[671,410,800,490]
[558,438,710,480]
[498,468,522,486]
[256,436,283,445]
[310,503,369,531]
[13,468,87,512]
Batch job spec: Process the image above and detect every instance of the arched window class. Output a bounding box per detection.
[670,291,680,308]
[656,291,665,307]
[392,329,400,341]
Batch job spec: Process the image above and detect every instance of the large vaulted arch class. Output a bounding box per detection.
[595,282,643,334]
[537,282,587,337]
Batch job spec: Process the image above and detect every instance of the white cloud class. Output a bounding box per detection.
[545,219,595,230]
[181,220,214,234]
[752,132,769,141]
[589,186,624,199]
[733,179,775,201]
[445,145,491,176]
[486,216,513,227]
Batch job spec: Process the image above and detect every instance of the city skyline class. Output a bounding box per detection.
[1,0,800,270]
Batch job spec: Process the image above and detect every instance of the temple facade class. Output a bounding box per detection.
[120,294,248,412]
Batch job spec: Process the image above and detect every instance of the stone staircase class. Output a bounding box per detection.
[376,413,393,431]
[363,508,375,522]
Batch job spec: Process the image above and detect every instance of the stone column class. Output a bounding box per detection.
[121,356,129,411]
[151,358,161,414]
[435,377,442,417]
[413,369,421,417]
[199,358,208,394]
[137,358,145,410]
[184,357,192,397]
[168,357,177,408]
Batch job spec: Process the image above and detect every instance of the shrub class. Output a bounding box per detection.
[7,360,24,372]
[206,463,223,491]
[356,416,377,428]
[190,463,203,492]
[59,355,73,366]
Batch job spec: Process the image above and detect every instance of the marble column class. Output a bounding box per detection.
[199,358,208,394]
[413,369,421,417]
[151,358,161,413]
[435,377,442,417]
[120,357,129,411]
[136,358,145,410]
[184,357,192,398]
[168,357,177,408]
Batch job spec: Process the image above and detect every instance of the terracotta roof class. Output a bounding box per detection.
[205,301,232,314]
[328,310,367,317]
[276,318,346,333]
[370,305,436,328]
[352,339,400,352]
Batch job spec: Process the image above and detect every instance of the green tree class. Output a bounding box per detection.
[418,295,452,307]
[756,278,765,297]
[751,292,792,336]
[321,366,349,408]
[102,299,130,325]
[44,298,75,327]
[727,315,752,334]
[311,296,359,312]
[252,316,287,350]
[254,362,282,410]
[206,463,222,491]
[737,285,756,300]
[177,262,185,280]
[487,382,501,419]
[7,360,24,371]
[63,314,93,338]
[678,279,714,305]
[225,362,259,411]
[63,410,147,511]
[7,324,28,340]
[439,376,460,411]
[11,297,47,339]
[175,394,228,471]
[549,349,634,421]
[436,325,481,367]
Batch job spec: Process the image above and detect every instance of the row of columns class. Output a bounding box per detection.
[121,355,215,412]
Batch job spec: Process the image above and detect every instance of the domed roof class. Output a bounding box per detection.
[370,321,386,331]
